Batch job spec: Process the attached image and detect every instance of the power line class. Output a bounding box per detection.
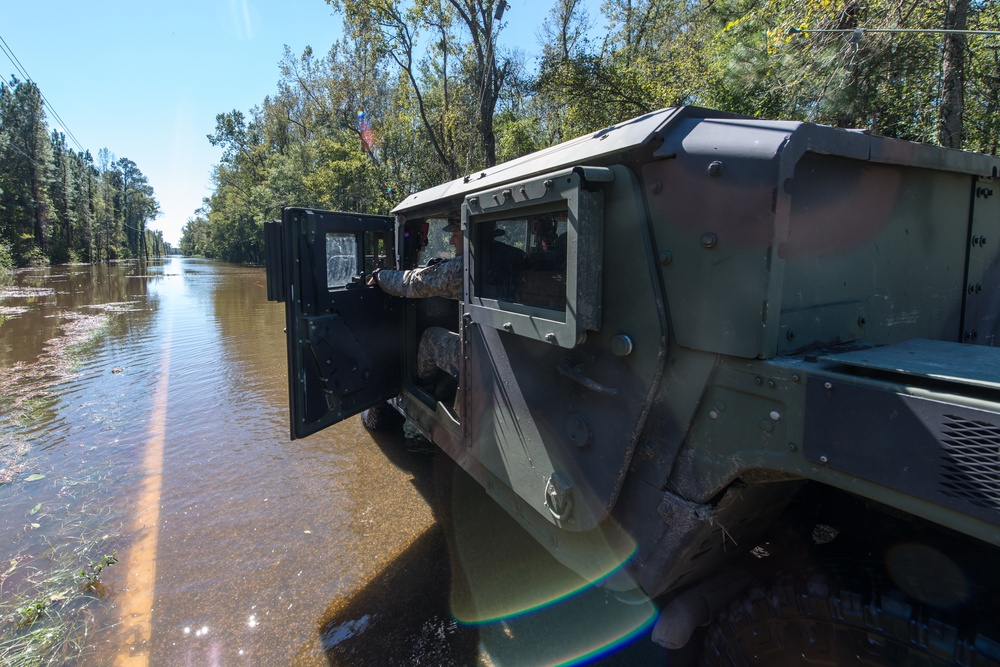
[789,27,1000,45]
[0,32,87,153]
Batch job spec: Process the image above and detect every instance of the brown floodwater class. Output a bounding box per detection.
[0,257,670,666]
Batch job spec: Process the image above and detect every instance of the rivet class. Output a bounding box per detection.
[767,379,777,388]
[709,410,719,420]
[787,442,797,451]
[791,374,801,383]
[469,196,478,206]
[820,455,829,464]
[502,322,513,332]
[754,376,763,385]
[545,333,557,343]
[857,316,866,326]
[786,329,796,341]
[660,251,673,265]
[544,179,554,190]
[769,411,781,421]
[824,382,833,390]
[649,180,663,194]
[701,232,718,249]
[708,161,724,176]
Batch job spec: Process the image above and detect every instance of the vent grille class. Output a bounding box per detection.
[939,415,1000,511]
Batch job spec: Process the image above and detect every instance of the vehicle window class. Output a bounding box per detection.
[326,232,358,288]
[476,212,567,310]
[363,230,392,275]
[422,218,456,262]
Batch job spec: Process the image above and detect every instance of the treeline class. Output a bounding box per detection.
[0,77,166,271]
[185,0,999,264]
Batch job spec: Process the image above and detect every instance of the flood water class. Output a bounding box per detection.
[0,257,669,666]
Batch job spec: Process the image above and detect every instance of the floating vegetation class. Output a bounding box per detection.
[0,287,55,300]
[81,301,143,315]
[0,537,122,666]
[0,441,30,485]
[0,469,126,666]
[0,275,131,664]
[0,306,31,320]
[0,310,109,420]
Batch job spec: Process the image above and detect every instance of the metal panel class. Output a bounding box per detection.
[643,117,789,359]
[817,339,1000,390]
[963,177,1000,346]
[779,154,968,351]
[804,377,1000,527]
[264,220,285,303]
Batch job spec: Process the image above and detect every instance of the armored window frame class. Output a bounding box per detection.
[463,167,607,348]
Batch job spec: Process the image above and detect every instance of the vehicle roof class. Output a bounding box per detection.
[393,107,688,216]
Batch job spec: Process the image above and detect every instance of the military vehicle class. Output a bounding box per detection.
[265,106,1000,664]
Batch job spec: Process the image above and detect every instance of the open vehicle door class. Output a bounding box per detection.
[266,207,400,440]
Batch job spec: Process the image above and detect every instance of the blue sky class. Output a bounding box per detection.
[2,0,600,246]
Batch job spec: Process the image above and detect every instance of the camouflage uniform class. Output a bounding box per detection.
[416,326,460,379]
[374,258,462,380]
[374,256,462,300]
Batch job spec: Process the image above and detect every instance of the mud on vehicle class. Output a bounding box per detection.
[266,106,1000,665]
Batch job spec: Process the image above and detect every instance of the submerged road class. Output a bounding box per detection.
[0,257,672,666]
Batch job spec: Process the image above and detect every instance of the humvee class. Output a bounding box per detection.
[265,106,1000,664]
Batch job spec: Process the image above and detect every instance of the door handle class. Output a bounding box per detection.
[557,357,618,395]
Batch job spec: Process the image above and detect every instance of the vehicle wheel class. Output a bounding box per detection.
[700,568,1000,667]
[360,401,404,431]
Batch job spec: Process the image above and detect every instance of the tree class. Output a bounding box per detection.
[0,78,54,265]
[941,0,970,148]
[115,157,158,260]
[0,78,163,266]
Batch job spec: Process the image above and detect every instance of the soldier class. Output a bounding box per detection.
[368,219,462,384]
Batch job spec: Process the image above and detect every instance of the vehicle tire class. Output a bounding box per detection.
[700,568,1000,667]
[360,401,404,431]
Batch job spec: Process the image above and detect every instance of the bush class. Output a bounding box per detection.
[0,241,12,274]
[13,238,48,268]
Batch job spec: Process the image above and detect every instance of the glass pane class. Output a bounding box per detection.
[423,218,458,263]
[363,230,392,275]
[477,212,567,310]
[518,213,567,310]
[326,232,358,289]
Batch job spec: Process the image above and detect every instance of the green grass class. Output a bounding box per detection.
[0,475,124,666]
[0,536,122,665]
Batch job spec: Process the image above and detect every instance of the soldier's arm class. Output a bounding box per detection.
[373,256,462,300]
